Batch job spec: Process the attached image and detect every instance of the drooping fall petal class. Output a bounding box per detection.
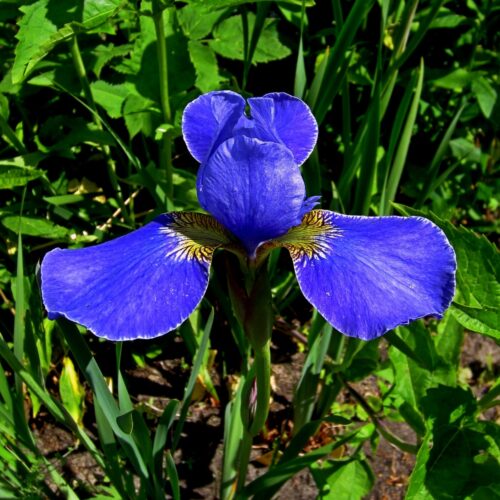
[41,213,232,340]
[277,210,456,340]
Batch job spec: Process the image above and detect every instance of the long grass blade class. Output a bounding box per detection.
[383,59,425,214]
[308,0,376,125]
[172,309,214,450]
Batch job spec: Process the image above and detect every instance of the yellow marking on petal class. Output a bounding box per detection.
[160,212,234,263]
[277,210,341,261]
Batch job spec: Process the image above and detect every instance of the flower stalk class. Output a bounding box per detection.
[226,256,273,490]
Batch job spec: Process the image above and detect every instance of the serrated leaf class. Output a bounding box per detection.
[91,43,132,78]
[13,0,58,84]
[82,0,121,25]
[178,4,225,40]
[209,14,291,63]
[13,0,121,83]
[90,81,133,119]
[188,41,225,93]
[0,154,45,189]
[123,93,160,139]
[1,215,70,240]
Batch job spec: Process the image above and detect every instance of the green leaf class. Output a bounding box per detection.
[90,81,133,119]
[0,162,44,189]
[1,215,70,239]
[123,93,160,139]
[188,41,225,93]
[450,305,499,340]
[13,0,121,83]
[209,14,291,63]
[188,0,314,6]
[310,459,374,500]
[13,0,58,84]
[471,76,498,120]
[91,43,133,78]
[449,137,481,162]
[178,4,225,40]
[431,69,483,91]
[407,387,500,500]
[429,8,468,29]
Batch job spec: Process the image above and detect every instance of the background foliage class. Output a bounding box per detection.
[0,0,498,498]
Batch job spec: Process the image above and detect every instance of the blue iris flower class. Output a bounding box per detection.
[41,91,456,342]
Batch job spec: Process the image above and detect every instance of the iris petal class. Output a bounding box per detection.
[247,92,318,165]
[182,90,245,164]
[278,210,456,340]
[199,136,307,255]
[41,213,232,340]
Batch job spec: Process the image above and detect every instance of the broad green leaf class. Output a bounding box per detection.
[1,215,70,240]
[13,0,58,84]
[82,0,121,25]
[431,68,483,91]
[408,387,500,499]
[123,93,160,139]
[13,0,121,83]
[188,41,225,93]
[0,163,44,189]
[429,8,468,29]
[91,43,133,78]
[471,76,497,119]
[90,81,133,119]
[177,4,225,40]
[388,324,454,410]
[449,137,481,162]
[310,459,374,500]
[209,14,291,64]
[450,305,499,340]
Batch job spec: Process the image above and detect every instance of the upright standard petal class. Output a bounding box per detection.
[41,213,232,341]
[182,90,245,164]
[277,210,456,340]
[247,92,318,165]
[199,136,307,255]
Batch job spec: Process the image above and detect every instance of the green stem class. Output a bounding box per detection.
[343,377,418,454]
[69,35,131,223]
[478,381,500,411]
[236,429,253,493]
[152,0,173,207]
[249,341,271,436]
